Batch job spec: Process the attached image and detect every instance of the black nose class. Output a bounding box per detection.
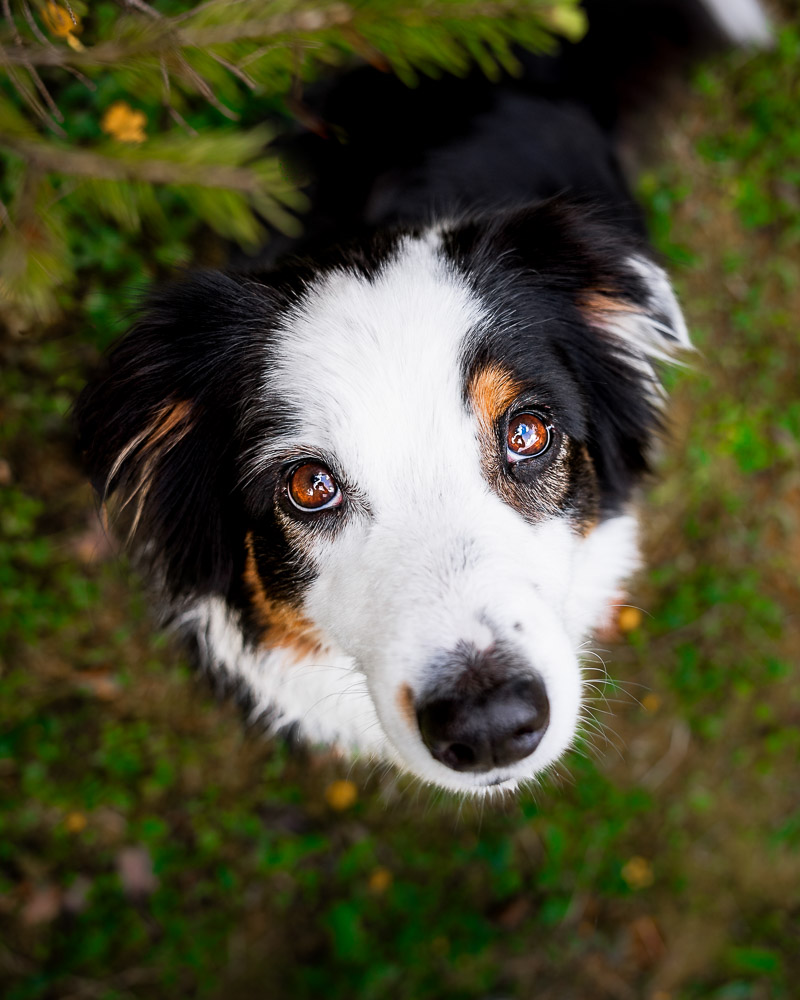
[416,674,550,773]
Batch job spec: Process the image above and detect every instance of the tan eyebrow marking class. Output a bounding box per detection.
[467,361,598,530]
[468,361,523,440]
[243,532,325,663]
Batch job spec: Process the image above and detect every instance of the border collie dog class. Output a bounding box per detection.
[76,0,769,794]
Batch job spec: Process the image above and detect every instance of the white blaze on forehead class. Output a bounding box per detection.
[265,233,488,499]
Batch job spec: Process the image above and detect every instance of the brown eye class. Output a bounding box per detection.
[507,412,550,462]
[287,462,342,511]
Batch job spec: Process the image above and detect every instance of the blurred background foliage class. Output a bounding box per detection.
[1,2,799,1000]
[0,0,584,332]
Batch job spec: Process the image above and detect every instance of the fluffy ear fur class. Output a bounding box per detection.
[579,252,691,373]
[75,270,277,600]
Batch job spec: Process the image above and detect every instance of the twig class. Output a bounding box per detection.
[20,0,52,48]
[208,50,257,90]
[3,136,268,191]
[174,49,239,119]
[238,42,283,69]
[160,55,196,134]
[64,65,97,91]
[5,63,64,134]
[2,0,65,131]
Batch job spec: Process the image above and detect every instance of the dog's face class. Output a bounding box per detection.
[77,202,689,793]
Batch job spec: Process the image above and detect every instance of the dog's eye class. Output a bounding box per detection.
[507,412,551,462]
[287,462,342,511]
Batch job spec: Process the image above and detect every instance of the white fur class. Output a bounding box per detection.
[181,233,660,793]
[177,596,388,756]
[700,0,772,47]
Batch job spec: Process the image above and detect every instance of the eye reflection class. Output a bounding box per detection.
[287,462,341,511]
[507,412,550,461]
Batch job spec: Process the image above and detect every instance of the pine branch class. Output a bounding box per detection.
[0,6,355,67]
[2,136,269,191]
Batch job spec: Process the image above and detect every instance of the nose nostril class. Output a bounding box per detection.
[443,742,476,769]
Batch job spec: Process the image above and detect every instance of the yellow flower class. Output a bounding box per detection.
[368,867,392,893]
[324,779,358,811]
[641,692,662,713]
[64,811,87,833]
[621,855,654,890]
[42,2,80,39]
[101,102,147,144]
[618,605,643,633]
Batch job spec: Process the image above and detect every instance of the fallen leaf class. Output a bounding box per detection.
[76,671,121,701]
[117,846,158,898]
[21,885,61,926]
[630,914,667,965]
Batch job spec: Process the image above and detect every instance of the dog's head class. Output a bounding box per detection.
[77,201,688,793]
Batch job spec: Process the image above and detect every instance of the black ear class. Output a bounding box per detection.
[443,200,692,508]
[448,199,691,362]
[75,270,277,600]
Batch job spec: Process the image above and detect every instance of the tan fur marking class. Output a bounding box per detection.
[468,362,523,438]
[396,683,417,731]
[575,445,599,537]
[105,400,195,541]
[581,291,639,327]
[244,533,325,662]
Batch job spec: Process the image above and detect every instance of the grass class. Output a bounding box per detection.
[1,17,799,1000]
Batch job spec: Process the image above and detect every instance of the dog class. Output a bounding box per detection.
[75,0,770,794]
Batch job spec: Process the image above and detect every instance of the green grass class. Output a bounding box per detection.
[2,19,800,1000]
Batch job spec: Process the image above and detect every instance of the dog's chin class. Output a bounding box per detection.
[372,701,578,796]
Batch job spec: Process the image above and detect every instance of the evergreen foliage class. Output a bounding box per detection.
[0,0,585,332]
